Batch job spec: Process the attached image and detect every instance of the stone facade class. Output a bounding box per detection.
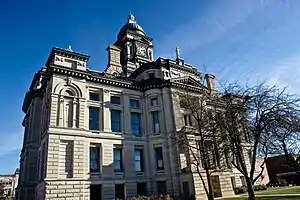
[0,168,19,199]
[17,14,253,200]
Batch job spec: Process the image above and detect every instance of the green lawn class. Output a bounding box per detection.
[220,187,300,200]
[223,197,300,200]
[254,187,300,195]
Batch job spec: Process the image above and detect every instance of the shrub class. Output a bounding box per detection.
[233,186,247,194]
[253,185,267,191]
[127,195,173,200]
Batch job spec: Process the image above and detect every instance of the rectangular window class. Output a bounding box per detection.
[134,148,144,172]
[182,182,190,197]
[58,140,73,178]
[131,113,141,136]
[89,107,99,130]
[156,181,167,195]
[89,92,100,101]
[137,183,147,196]
[90,146,100,173]
[90,185,102,200]
[231,177,236,189]
[114,148,123,173]
[111,96,121,105]
[111,110,121,132]
[240,176,246,187]
[115,184,125,200]
[152,111,160,133]
[130,99,140,109]
[151,98,158,106]
[155,147,164,171]
[183,115,192,126]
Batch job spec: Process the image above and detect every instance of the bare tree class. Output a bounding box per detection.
[215,82,300,200]
[171,88,229,200]
[268,110,300,176]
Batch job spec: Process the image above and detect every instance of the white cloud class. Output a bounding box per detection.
[0,132,23,156]
[156,0,269,58]
[266,54,300,95]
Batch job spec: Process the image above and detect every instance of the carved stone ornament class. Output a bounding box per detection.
[59,97,64,102]
[103,89,110,93]
[66,77,73,85]
[55,56,64,62]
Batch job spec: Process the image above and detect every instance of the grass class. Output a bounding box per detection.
[254,187,300,195]
[223,197,300,200]
[220,186,300,200]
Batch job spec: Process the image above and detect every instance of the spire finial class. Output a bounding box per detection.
[127,13,135,23]
[175,47,180,59]
[67,45,73,52]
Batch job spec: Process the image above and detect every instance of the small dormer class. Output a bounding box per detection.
[45,46,90,71]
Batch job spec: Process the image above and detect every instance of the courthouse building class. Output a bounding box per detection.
[16,15,253,200]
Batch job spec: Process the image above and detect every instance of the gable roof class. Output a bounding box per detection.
[171,76,207,89]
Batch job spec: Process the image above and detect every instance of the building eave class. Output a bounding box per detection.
[45,47,91,67]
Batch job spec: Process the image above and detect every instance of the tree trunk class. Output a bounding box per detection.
[205,169,214,200]
[245,177,255,200]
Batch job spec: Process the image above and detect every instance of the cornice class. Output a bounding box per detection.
[45,47,90,67]
[43,65,209,95]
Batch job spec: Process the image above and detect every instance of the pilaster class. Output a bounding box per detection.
[103,89,111,132]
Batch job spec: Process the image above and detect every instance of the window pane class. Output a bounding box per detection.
[90,147,100,173]
[152,112,160,133]
[111,96,121,104]
[157,181,166,195]
[134,149,143,172]
[131,113,141,135]
[115,184,124,200]
[151,98,158,106]
[111,110,121,132]
[155,147,164,170]
[89,92,100,101]
[130,99,139,108]
[137,183,147,196]
[89,107,99,130]
[114,148,122,172]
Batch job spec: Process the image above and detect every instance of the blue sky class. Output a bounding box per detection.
[0,0,299,174]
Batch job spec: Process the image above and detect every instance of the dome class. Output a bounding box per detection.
[117,14,146,39]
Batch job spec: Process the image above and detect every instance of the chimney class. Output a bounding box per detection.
[105,45,122,73]
[205,74,216,91]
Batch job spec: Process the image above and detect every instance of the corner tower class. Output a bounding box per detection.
[115,14,154,76]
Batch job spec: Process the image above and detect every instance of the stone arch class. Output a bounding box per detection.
[53,81,82,98]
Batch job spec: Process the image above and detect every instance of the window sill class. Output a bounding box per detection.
[136,172,145,176]
[90,172,101,176]
[156,170,165,174]
[88,129,101,133]
[114,172,124,176]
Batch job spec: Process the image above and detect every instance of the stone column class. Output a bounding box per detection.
[72,99,78,128]
[123,93,130,134]
[58,97,64,127]
[103,89,111,132]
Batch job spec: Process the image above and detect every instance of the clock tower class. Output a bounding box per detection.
[115,14,154,76]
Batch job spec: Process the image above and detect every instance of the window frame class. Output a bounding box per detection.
[154,146,164,171]
[110,96,121,105]
[111,109,122,132]
[131,112,141,136]
[152,111,160,133]
[134,148,144,172]
[150,98,158,106]
[89,92,100,101]
[89,144,101,173]
[130,99,140,109]
[113,148,123,173]
[89,106,100,130]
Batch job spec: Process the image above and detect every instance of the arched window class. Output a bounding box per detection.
[60,89,78,128]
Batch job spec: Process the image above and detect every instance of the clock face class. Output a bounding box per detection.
[137,46,147,57]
